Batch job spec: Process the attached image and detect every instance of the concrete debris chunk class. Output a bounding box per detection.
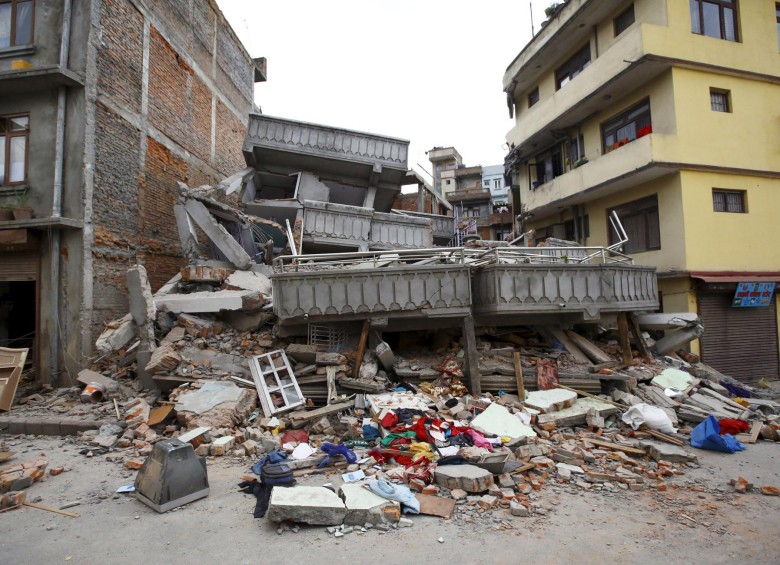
[268,486,347,525]
[470,403,536,439]
[434,464,494,493]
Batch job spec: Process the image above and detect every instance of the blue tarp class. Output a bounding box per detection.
[690,415,745,453]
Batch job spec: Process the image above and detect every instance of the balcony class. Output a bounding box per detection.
[519,134,677,216]
[472,263,658,324]
[370,212,432,250]
[508,27,675,152]
[391,210,455,240]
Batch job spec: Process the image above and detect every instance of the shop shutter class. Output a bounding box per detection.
[698,292,779,384]
[0,252,38,281]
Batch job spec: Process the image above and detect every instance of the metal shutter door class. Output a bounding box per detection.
[698,292,779,384]
[0,252,38,281]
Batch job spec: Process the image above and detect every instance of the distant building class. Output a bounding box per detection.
[0,0,265,383]
[502,0,780,382]
[428,149,512,242]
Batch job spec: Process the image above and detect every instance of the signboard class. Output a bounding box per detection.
[732,282,776,307]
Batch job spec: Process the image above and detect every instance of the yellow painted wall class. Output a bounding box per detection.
[596,0,668,55]
[657,68,779,172]
[648,0,780,77]
[679,170,780,272]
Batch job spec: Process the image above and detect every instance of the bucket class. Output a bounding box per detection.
[81,382,107,403]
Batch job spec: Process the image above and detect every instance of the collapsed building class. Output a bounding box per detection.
[157,114,659,393]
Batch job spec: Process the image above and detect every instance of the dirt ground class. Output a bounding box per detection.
[1,435,779,565]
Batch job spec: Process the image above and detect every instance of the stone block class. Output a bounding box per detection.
[434,464,494,493]
[477,495,497,509]
[510,500,530,517]
[0,490,26,509]
[210,436,235,456]
[339,483,399,526]
[144,343,182,374]
[285,344,318,364]
[242,440,259,456]
[524,389,578,413]
[268,486,347,525]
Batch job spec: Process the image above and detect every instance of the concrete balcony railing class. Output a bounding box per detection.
[472,263,658,321]
[272,262,472,322]
[302,201,373,250]
[370,212,432,250]
[506,25,665,149]
[271,248,658,326]
[520,134,670,215]
[392,211,455,240]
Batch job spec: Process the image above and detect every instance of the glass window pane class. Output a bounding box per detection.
[723,7,735,41]
[9,116,28,131]
[0,136,5,185]
[690,0,701,34]
[9,136,26,182]
[702,2,721,38]
[0,4,11,48]
[14,1,33,45]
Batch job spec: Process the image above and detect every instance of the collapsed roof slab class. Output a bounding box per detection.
[242,115,410,213]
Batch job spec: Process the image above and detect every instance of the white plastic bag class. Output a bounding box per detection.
[621,403,677,434]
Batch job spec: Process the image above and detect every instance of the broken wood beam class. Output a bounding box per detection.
[352,319,371,380]
[564,331,613,364]
[462,315,481,395]
[513,352,526,400]
[546,328,590,364]
[617,313,633,365]
[580,437,646,457]
[627,312,652,359]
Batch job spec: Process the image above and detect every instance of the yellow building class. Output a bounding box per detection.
[502,0,780,383]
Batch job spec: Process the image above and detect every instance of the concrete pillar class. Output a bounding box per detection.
[462,315,481,394]
[183,199,252,270]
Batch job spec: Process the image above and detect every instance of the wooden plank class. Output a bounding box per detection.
[627,313,652,358]
[513,352,526,400]
[564,331,612,364]
[147,404,174,426]
[617,313,633,365]
[639,426,685,447]
[462,315,481,394]
[547,328,590,364]
[22,502,79,518]
[588,361,621,373]
[288,400,355,427]
[580,437,646,456]
[352,320,371,379]
[415,494,456,518]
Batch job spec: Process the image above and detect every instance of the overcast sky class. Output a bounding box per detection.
[216,0,548,182]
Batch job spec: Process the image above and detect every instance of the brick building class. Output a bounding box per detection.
[0,0,265,384]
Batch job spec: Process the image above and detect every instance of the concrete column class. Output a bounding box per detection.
[183,199,253,270]
[462,315,481,394]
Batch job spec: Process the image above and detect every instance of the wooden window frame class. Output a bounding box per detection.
[0,113,30,186]
[601,99,652,153]
[614,4,635,37]
[712,189,746,213]
[608,195,660,253]
[776,3,780,51]
[528,87,539,107]
[0,0,35,48]
[709,88,731,112]
[690,0,738,42]
[555,43,591,90]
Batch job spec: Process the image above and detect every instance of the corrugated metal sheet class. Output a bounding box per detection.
[699,291,779,384]
[0,252,38,281]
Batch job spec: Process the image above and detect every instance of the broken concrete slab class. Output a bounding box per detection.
[375,342,395,371]
[470,403,536,439]
[651,368,694,391]
[155,289,266,314]
[537,397,618,428]
[434,464,494,493]
[339,483,399,525]
[225,270,271,295]
[95,314,136,354]
[127,265,156,348]
[635,312,701,330]
[221,310,273,332]
[524,389,578,413]
[144,343,182,374]
[638,440,698,464]
[77,369,116,391]
[183,199,253,270]
[268,486,347,525]
[285,344,318,364]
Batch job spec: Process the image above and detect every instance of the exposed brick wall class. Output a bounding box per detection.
[97,0,143,113]
[148,27,211,163]
[214,100,247,175]
[93,103,141,240]
[88,0,255,336]
[393,193,420,212]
